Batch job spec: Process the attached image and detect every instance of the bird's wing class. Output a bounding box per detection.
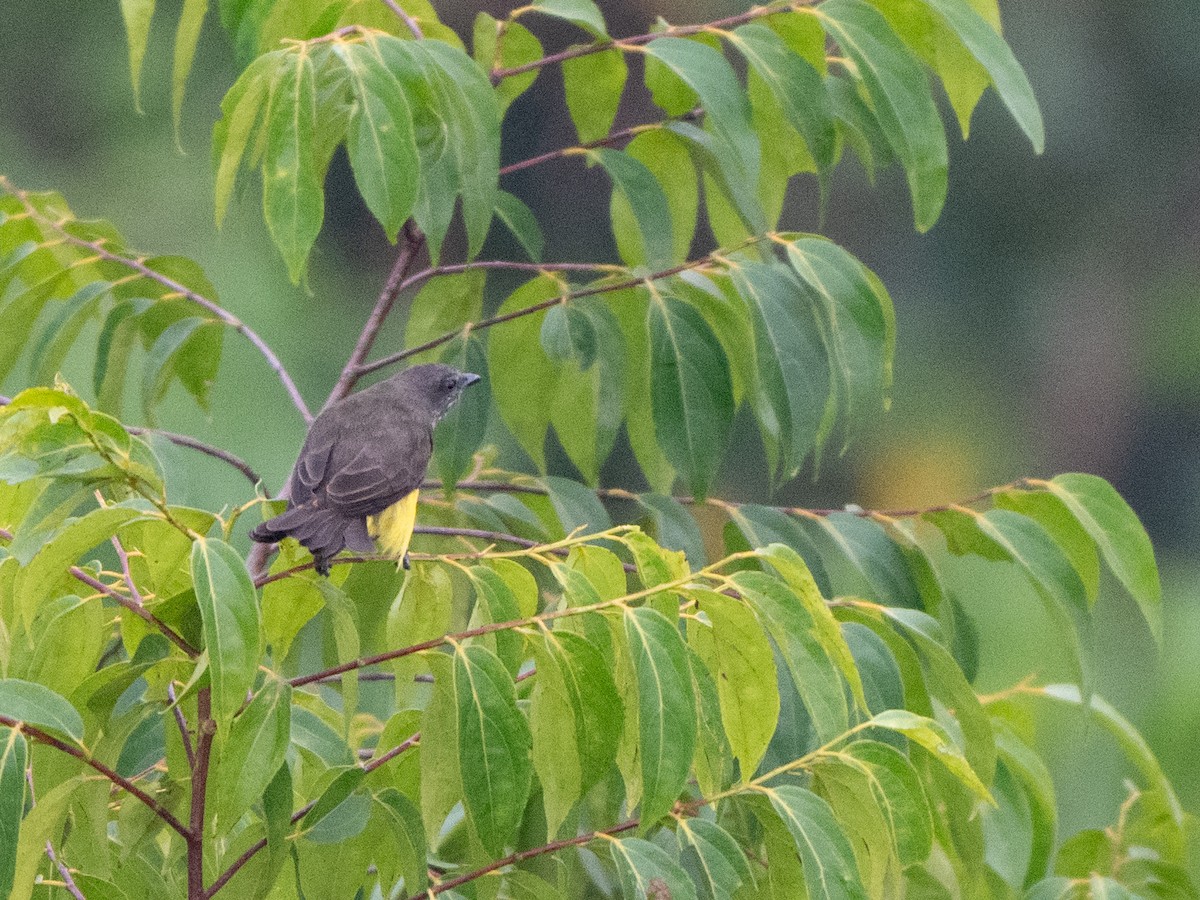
[290,421,338,506]
[323,424,433,517]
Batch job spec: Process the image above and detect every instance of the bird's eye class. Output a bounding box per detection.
[442,378,456,392]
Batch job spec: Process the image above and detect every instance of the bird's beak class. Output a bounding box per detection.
[459,372,482,388]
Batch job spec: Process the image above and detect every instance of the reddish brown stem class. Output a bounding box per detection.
[0,715,188,838]
[188,689,215,898]
[70,566,199,657]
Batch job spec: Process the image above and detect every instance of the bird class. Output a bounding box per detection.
[250,363,481,576]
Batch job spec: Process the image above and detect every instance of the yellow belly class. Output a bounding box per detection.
[366,489,419,562]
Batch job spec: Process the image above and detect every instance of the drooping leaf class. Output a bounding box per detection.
[530,628,622,836]
[637,493,708,568]
[527,0,608,37]
[623,605,695,829]
[336,39,420,240]
[689,589,778,778]
[676,817,753,900]
[916,0,1044,151]
[453,643,533,855]
[608,836,698,900]
[562,49,627,143]
[494,190,543,261]
[0,728,27,897]
[261,46,323,283]
[868,709,993,803]
[819,0,949,230]
[118,0,155,110]
[191,536,263,730]
[647,296,734,499]
[761,784,869,900]
[212,677,291,833]
[591,148,675,270]
[1040,474,1162,643]
[373,789,428,896]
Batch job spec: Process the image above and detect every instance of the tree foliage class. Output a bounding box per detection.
[0,1,1189,898]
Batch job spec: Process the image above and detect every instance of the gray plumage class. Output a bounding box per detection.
[250,363,480,575]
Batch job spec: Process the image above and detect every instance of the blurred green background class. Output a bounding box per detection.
[2,0,1197,845]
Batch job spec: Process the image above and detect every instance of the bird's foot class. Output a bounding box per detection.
[402,552,411,570]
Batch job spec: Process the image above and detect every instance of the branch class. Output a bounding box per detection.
[499,108,703,178]
[391,258,623,301]
[71,566,200,657]
[168,682,197,769]
[490,0,805,82]
[323,223,425,410]
[288,550,753,688]
[1,179,313,424]
[356,244,763,377]
[418,819,639,898]
[188,689,215,898]
[0,714,189,838]
[130,427,265,490]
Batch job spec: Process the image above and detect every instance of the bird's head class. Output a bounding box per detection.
[398,362,482,419]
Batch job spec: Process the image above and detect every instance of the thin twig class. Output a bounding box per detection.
[44,842,86,900]
[381,0,423,39]
[417,819,639,898]
[356,244,763,377]
[130,427,265,490]
[168,683,196,769]
[499,108,703,177]
[324,222,425,410]
[70,566,199,657]
[490,0,804,82]
[111,535,144,605]
[0,715,189,838]
[1,178,313,424]
[288,551,753,688]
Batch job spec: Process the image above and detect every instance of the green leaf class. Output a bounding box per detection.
[212,677,291,834]
[758,544,869,711]
[608,836,698,900]
[916,0,1044,152]
[487,275,562,470]
[992,721,1056,888]
[562,49,626,143]
[676,817,753,900]
[644,37,760,222]
[262,47,323,283]
[453,643,532,856]
[819,0,948,231]
[7,776,81,900]
[732,570,850,745]
[843,740,934,865]
[480,17,542,112]
[403,269,486,361]
[731,262,829,482]
[624,605,695,829]
[300,767,367,839]
[0,728,26,897]
[804,512,923,607]
[171,0,207,139]
[591,147,675,270]
[191,536,263,729]
[868,709,993,803]
[541,303,597,368]
[527,0,608,37]
[648,296,734,499]
[637,492,707,568]
[467,564,524,675]
[0,679,84,742]
[213,52,275,226]
[530,628,622,836]
[690,589,778,778]
[118,0,155,111]
[993,488,1100,604]
[1039,684,1184,827]
[419,653,460,839]
[494,190,543,261]
[408,40,501,259]
[784,236,892,448]
[17,504,148,631]
[336,40,420,240]
[373,789,428,896]
[1040,474,1162,643]
[727,24,836,184]
[761,784,869,900]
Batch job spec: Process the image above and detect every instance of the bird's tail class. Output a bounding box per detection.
[250,503,373,576]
